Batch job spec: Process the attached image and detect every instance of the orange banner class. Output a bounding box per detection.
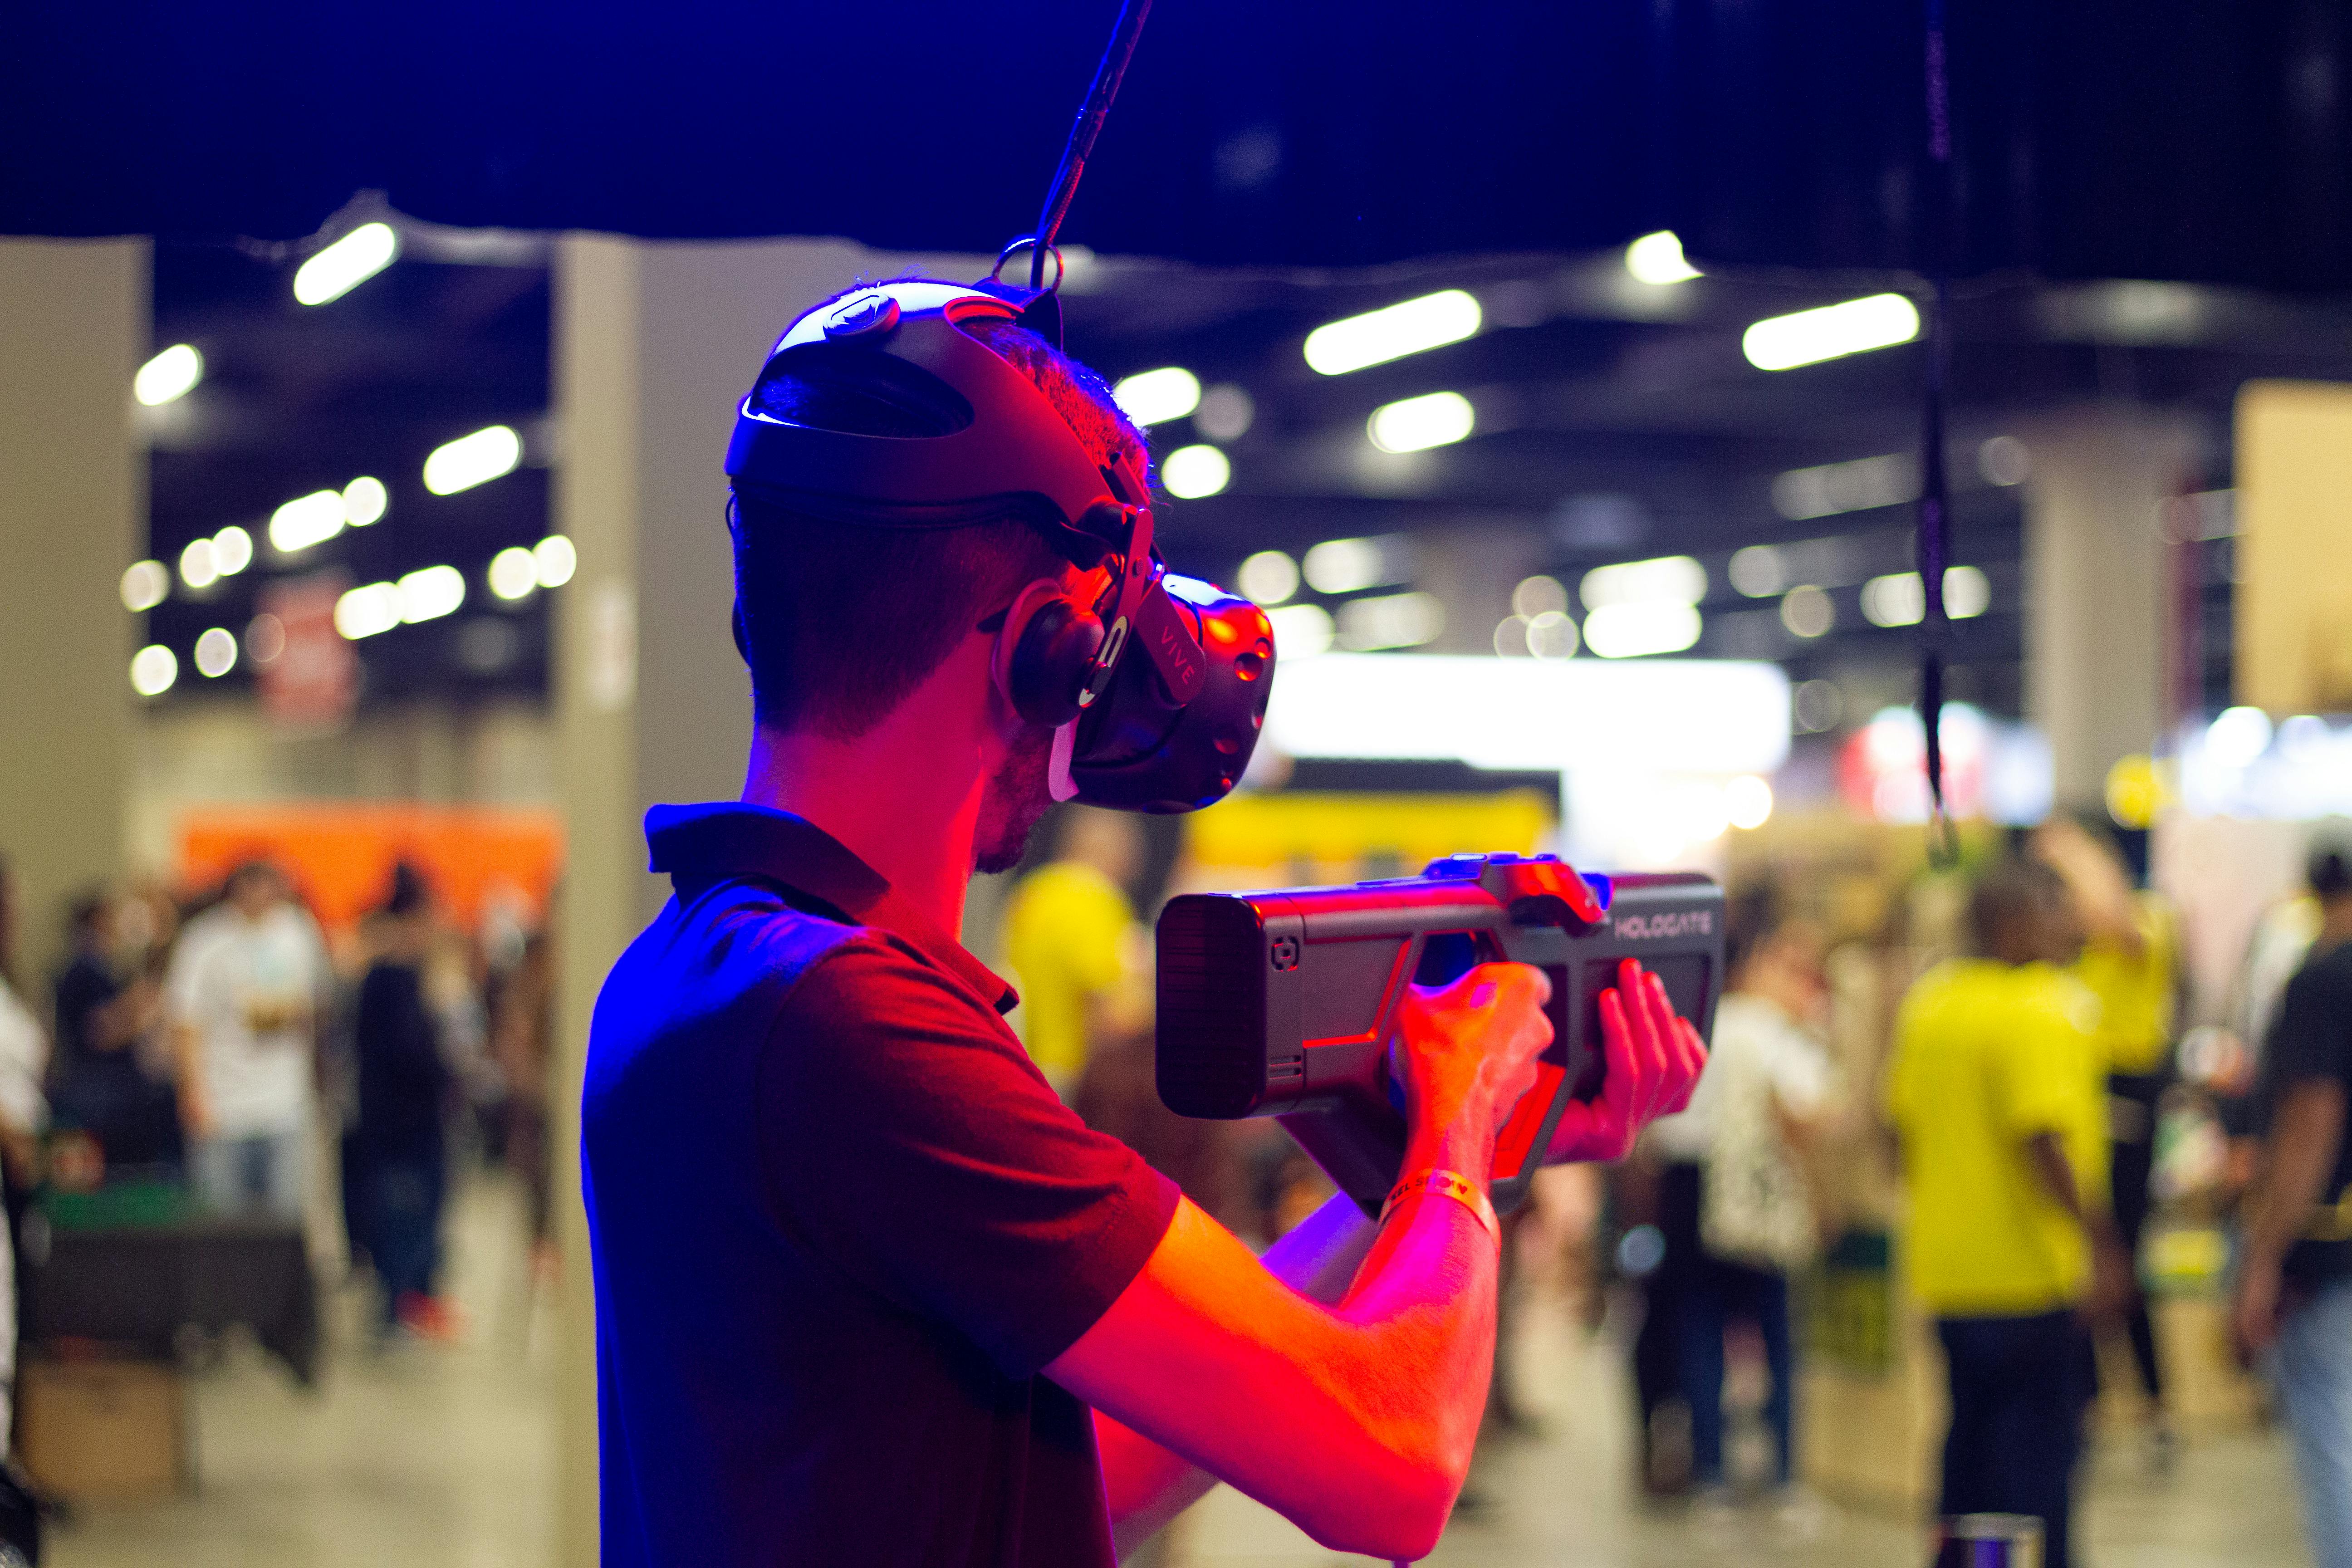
[177,803,564,934]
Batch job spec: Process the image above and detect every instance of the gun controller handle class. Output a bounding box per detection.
[1156,852,1724,1221]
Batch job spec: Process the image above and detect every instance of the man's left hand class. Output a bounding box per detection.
[2232,1258,2285,1362]
[1546,959,1707,1164]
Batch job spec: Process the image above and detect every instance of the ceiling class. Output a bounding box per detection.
[137,215,2352,731]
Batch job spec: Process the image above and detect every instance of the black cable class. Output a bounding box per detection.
[1917,0,1958,867]
[1030,0,1156,289]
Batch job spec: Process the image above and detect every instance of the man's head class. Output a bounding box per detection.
[1969,855,2072,966]
[224,860,286,920]
[729,294,1146,871]
[1724,881,1826,1019]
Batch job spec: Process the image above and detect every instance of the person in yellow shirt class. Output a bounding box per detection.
[1003,808,1144,1100]
[1886,856,2130,1568]
[2035,814,2183,1461]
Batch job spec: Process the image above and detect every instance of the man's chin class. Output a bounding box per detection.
[975,726,1058,875]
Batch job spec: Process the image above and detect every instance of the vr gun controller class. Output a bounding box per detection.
[1155,854,1724,1217]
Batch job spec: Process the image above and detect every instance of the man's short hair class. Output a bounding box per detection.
[730,304,1145,740]
[1723,880,1791,976]
[1967,855,2063,956]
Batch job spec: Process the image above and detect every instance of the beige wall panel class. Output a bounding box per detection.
[0,240,145,982]
[2235,380,2352,716]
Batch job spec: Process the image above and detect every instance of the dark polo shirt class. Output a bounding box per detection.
[583,803,1180,1567]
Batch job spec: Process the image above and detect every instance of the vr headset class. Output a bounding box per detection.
[724,279,1272,814]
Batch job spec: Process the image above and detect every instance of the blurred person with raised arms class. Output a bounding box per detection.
[1886,857,2126,1568]
[580,282,1708,1568]
[167,860,328,1222]
[1004,805,1145,1099]
[2034,814,2183,1461]
[1644,881,1834,1516]
[2234,842,2352,1568]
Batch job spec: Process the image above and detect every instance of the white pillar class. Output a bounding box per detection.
[0,240,145,983]
[549,233,939,1565]
[2020,410,2193,807]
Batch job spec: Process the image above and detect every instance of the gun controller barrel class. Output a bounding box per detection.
[1156,853,1724,1217]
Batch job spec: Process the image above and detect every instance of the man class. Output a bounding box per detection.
[168,861,326,1222]
[1646,882,1833,1511]
[50,888,175,1167]
[2034,814,2182,1463]
[352,864,457,1343]
[1003,805,1144,1099]
[1886,857,2127,1568]
[2234,843,2352,1568]
[581,281,1709,1566]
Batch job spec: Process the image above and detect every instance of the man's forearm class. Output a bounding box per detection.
[1099,1192,1380,1549]
[2243,1082,2348,1270]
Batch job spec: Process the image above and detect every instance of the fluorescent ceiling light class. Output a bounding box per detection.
[211,525,254,577]
[1583,602,1703,659]
[1367,390,1474,454]
[270,489,348,554]
[424,425,522,495]
[193,627,238,679]
[129,644,178,697]
[336,583,402,640]
[1742,293,1921,371]
[1335,591,1444,652]
[1237,550,1298,605]
[294,222,398,306]
[1861,567,1991,627]
[397,564,466,623]
[1263,654,1789,774]
[1267,603,1334,659]
[488,547,539,602]
[1779,585,1835,638]
[343,475,388,526]
[1110,367,1200,427]
[1302,534,1406,595]
[1161,444,1230,499]
[533,534,577,588]
[1772,453,1916,520]
[1305,290,1481,376]
[178,537,219,590]
[1624,231,1701,285]
[120,560,170,612]
[134,343,204,406]
[1579,555,1705,611]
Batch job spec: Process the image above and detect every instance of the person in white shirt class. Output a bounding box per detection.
[1643,883,1834,1507]
[0,854,52,1463]
[167,862,328,1223]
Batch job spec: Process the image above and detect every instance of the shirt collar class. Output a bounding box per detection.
[645,802,1018,1015]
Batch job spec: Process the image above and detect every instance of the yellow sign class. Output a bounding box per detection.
[1187,789,1552,871]
[2103,753,2171,828]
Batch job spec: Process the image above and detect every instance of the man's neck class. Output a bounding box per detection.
[741,646,1004,939]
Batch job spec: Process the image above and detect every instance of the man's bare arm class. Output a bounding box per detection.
[2025,1130,2127,1318]
[1094,1192,1377,1556]
[1053,961,1705,1561]
[2234,1079,2349,1352]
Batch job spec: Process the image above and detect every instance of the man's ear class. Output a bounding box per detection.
[731,599,750,665]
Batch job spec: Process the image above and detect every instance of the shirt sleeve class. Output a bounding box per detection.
[1990,981,2091,1139]
[2267,956,2352,1100]
[756,935,1182,1381]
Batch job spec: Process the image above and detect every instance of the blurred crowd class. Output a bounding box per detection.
[0,850,558,1354]
[995,806,2352,1568]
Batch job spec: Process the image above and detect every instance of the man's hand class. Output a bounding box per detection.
[1391,961,1553,1164]
[2085,1227,2136,1326]
[2232,1255,2285,1360]
[1547,959,1708,1163]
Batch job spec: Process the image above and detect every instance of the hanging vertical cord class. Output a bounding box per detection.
[1031,0,1156,288]
[1917,0,1960,867]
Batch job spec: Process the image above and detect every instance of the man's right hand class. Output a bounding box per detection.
[1390,961,1553,1166]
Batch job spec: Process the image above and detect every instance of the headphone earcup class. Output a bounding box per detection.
[995,585,1104,728]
